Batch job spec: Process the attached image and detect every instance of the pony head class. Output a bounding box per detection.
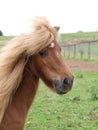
[28,32,74,95]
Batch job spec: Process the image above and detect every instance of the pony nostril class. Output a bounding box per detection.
[63,76,74,86]
[63,77,69,85]
[71,78,74,85]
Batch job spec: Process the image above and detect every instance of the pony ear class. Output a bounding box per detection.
[54,26,60,32]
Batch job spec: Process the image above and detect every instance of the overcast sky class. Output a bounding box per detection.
[0,0,98,35]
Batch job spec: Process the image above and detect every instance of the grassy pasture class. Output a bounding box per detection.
[0,36,14,46]
[24,71,98,130]
[60,32,98,43]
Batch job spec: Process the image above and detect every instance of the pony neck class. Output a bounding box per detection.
[0,62,39,130]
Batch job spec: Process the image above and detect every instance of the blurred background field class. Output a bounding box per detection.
[0,36,14,46]
[60,32,98,43]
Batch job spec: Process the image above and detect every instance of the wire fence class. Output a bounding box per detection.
[61,40,98,61]
[0,39,98,61]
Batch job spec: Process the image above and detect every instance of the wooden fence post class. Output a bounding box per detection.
[88,42,91,59]
[74,44,76,58]
[68,45,70,58]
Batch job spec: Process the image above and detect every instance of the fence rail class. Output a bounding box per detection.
[61,41,98,60]
[0,40,98,61]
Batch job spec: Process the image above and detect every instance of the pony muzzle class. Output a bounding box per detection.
[53,76,74,95]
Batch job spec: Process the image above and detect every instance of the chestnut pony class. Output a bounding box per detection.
[0,17,74,130]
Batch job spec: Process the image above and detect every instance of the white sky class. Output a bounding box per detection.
[0,0,98,35]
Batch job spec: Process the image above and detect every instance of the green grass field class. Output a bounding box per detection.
[0,36,14,46]
[24,71,98,130]
[60,32,98,43]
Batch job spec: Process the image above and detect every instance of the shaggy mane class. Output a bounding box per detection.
[0,17,59,123]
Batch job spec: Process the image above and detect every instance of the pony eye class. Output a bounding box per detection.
[39,50,47,57]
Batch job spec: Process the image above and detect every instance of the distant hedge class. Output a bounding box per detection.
[0,30,3,36]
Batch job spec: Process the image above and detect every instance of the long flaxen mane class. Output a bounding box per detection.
[0,17,59,123]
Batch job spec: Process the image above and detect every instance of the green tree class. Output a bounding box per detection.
[0,30,3,36]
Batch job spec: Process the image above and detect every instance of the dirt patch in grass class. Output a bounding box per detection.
[65,59,98,72]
